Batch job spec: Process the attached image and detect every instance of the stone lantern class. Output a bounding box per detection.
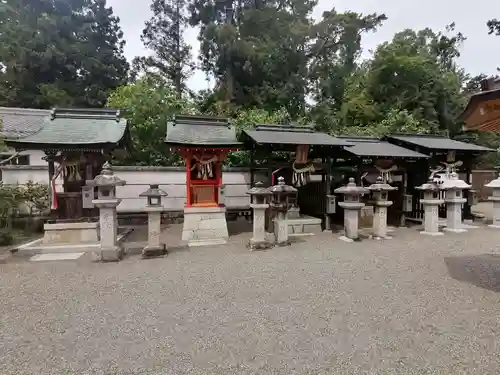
[268,176,297,246]
[334,178,369,242]
[440,172,471,233]
[367,176,398,240]
[247,181,273,250]
[486,174,500,228]
[139,184,168,257]
[86,162,126,261]
[416,178,444,236]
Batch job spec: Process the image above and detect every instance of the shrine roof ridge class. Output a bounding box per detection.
[253,124,315,133]
[49,108,123,122]
[173,114,230,127]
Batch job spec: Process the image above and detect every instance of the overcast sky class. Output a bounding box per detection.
[107,0,500,91]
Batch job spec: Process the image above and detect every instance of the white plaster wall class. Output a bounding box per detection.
[25,150,47,166]
[0,166,268,212]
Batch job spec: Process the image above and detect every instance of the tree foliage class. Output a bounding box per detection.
[1,0,499,167]
[0,0,128,108]
[107,74,194,166]
[132,0,192,97]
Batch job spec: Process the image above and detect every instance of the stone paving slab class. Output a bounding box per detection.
[2,225,500,374]
[30,253,85,262]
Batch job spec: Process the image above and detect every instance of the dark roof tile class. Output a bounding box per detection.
[5,108,127,148]
[0,107,49,138]
[387,134,493,152]
[339,136,429,158]
[244,125,352,147]
[165,115,240,147]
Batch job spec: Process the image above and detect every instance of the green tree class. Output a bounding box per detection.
[308,9,386,113]
[321,26,466,137]
[133,0,192,97]
[107,74,194,166]
[365,26,467,136]
[0,0,128,108]
[189,0,316,116]
[77,0,129,107]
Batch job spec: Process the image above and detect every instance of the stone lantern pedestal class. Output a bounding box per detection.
[441,172,471,233]
[139,184,168,257]
[269,177,297,246]
[367,177,398,240]
[486,175,500,228]
[86,162,126,262]
[334,178,369,242]
[416,178,444,236]
[247,182,273,250]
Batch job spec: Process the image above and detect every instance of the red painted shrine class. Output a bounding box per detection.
[175,148,231,208]
[165,115,241,246]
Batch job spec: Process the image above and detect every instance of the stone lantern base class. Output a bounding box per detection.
[443,198,467,233]
[182,206,229,247]
[142,206,167,258]
[420,200,444,236]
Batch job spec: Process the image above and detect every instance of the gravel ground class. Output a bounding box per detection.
[2,223,500,374]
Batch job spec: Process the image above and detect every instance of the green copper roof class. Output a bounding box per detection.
[165,115,241,147]
[5,108,128,149]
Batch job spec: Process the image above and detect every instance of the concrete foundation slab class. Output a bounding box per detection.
[43,222,99,245]
[420,231,444,236]
[30,253,85,262]
[16,229,133,257]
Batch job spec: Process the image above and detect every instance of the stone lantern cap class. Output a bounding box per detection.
[87,162,125,187]
[139,184,168,198]
[485,177,500,189]
[334,178,369,195]
[416,178,441,192]
[247,181,272,197]
[367,176,398,192]
[268,176,297,195]
[440,172,471,190]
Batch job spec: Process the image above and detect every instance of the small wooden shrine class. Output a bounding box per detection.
[165,115,241,246]
[241,124,353,232]
[335,136,429,226]
[4,108,130,221]
[384,134,492,221]
[460,77,500,132]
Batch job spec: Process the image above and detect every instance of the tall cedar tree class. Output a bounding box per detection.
[189,0,317,116]
[0,0,128,108]
[133,0,192,97]
[76,0,129,107]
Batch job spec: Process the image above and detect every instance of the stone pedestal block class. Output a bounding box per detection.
[372,202,393,240]
[344,208,360,240]
[489,199,500,229]
[420,200,444,236]
[142,207,167,257]
[92,199,123,262]
[249,203,272,250]
[338,202,365,242]
[274,211,289,246]
[443,199,467,233]
[182,206,229,247]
